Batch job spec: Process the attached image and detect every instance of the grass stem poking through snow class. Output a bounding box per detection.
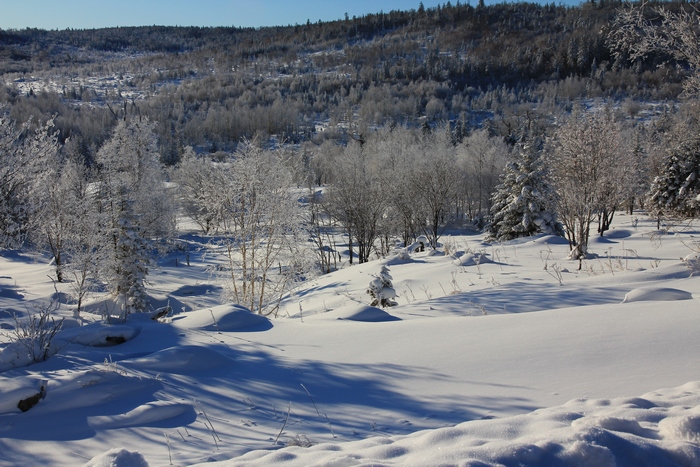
[300,383,320,416]
[300,383,336,438]
[195,399,221,443]
[209,309,220,334]
[164,432,172,465]
[275,402,291,444]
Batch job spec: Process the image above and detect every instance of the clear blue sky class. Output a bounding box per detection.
[0,0,582,30]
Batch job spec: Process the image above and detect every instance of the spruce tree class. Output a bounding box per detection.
[648,135,700,220]
[367,265,398,308]
[96,118,174,316]
[487,141,561,242]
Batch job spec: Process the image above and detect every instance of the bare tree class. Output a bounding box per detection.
[326,141,386,264]
[412,127,460,249]
[216,141,303,314]
[546,109,623,265]
[609,1,700,96]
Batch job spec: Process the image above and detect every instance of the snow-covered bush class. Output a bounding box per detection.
[0,301,64,371]
[367,265,398,307]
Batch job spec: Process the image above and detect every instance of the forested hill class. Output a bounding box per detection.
[0,1,686,159]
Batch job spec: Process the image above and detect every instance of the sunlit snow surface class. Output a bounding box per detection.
[0,214,699,466]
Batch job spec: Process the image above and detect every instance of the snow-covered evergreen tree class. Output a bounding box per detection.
[487,141,561,242]
[647,134,700,219]
[95,118,175,316]
[367,265,398,308]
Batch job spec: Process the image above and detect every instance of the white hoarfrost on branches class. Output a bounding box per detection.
[609,1,700,96]
[0,300,64,372]
[175,146,225,235]
[546,109,624,263]
[0,117,60,249]
[411,128,461,248]
[212,140,304,315]
[326,140,386,264]
[457,129,509,228]
[95,118,176,316]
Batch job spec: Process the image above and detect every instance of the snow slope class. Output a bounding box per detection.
[0,213,699,466]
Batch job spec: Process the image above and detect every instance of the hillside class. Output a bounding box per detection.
[0,1,686,158]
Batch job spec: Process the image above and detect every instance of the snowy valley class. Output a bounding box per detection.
[1,213,699,466]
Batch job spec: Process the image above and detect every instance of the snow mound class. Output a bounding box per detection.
[530,234,569,245]
[0,376,44,414]
[122,345,234,374]
[88,401,195,429]
[452,251,492,267]
[57,323,139,347]
[622,287,693,303]
[171,304,271,331]
[83,448,149,467]
[606,228,633,239]
[203,382,700,467]
[311,304,400,322]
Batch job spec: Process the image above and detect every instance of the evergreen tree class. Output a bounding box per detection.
[367,265,398,308]
[95,118,175,316]
[487,141,561,242]
[648,134,700,219]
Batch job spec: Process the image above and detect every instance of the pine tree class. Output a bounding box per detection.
[487,141,561,242]
[367,265,398,308]
[648,135,700,220]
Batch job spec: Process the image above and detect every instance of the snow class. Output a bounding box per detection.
[0,214,699,466]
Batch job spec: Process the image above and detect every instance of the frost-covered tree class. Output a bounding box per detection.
[609,2,700,96]
[647,132,700,219]
[547,109,623,263]
[618,126,651,216]
[487,140,561,242]
[412,128,460,249]
[0,117,60,249]
[216,141,303,315]
[175,147,223,234]
[60,155,103,318]
[95,118,175,315]
[374,126,422,248]
[327,141,386,263]
[367,265,397,308]
[457,129,509,226]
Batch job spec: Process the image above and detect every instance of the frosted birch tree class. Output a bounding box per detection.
[412,128,460,248]
[326,141,386,263]
[217,141,302,315]
[546,110,623,265]
[0,117,60,249]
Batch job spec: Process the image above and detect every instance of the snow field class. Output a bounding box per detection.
[0,214,698,465]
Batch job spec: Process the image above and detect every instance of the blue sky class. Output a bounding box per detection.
[1,0,582,30]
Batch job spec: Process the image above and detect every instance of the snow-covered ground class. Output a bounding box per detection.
[1,213,699,466]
